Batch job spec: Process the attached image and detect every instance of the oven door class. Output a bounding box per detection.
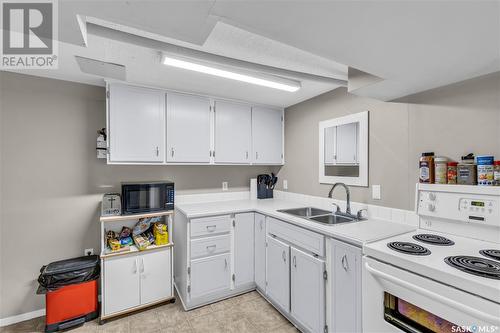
[362,256,500,333]
[122,183,167,214]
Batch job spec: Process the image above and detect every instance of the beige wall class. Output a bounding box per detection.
[274,72,500,210]
[0,72,271,318]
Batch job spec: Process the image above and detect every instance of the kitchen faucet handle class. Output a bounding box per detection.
[332,203,341,213]
[357,208,368,220]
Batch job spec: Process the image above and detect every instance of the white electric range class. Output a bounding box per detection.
[363,184,500,333]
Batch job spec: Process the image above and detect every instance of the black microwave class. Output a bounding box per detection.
[121,181,174,215]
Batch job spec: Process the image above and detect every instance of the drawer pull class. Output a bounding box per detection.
[206,245,217,252]
[206,225,217,232]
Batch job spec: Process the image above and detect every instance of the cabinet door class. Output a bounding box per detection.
[336,123,358,164]
[291,247,325,333]
[331,240,362,333]
[166,92,211,163]
[214,100,252,164]
[190,253,231,299]
[108,84,165,163]
[266,235,290,311]
[103,256,140,315]
[234,213,254,287]
[254,214,266,291]
[252,106,283,164]
[140,249,172,305]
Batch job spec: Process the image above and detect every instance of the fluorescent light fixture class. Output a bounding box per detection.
[162,55,301,92]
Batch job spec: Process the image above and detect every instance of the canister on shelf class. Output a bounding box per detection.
[457,153,477,185]
[447,162,458,184]
[494,161,500,186]
[419,152,435,183]
[477,155,494,186]
[434,157,448,184]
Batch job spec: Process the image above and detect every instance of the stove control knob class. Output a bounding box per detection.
[427,203,436,212]
[428,193,436,201]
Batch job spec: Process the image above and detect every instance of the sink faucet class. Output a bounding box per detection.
[328,183,351,215]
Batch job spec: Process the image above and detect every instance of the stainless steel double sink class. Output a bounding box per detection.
[277,207,363,225]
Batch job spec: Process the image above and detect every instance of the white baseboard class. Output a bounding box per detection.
[0,308,45,327]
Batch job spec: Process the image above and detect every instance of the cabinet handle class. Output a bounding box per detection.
[260,220,263,230]
[171,148,174,157]
[293,255,297,268]
[140,258,145,273]
[155,146,159,156]
[206,245,217,252]
[206,225,216,232]
[255,152,259,160]
[341,254,348,271]
[282,250,286,262]
[246,151,249,159]
[133,258,137,274]
[224,258,228,270]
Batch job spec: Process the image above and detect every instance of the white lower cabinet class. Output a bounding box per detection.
[103,248,172,317]
[140,249,172,305]
[329,239,362,333]
[254,213,266,291]
[291,247,325,333]
[266,235,290,312]
[103,255,140,315]
[190,253,231,299]
[234,213,255,287]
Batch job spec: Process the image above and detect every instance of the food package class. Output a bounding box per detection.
[153,223,169,245]
[108,238,121,252]
[119,227,132,239]
[120,236,133,247]
[133,234,150,251]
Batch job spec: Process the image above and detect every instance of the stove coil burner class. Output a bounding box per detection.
[480,249,500,262]
[387,242,431,256]
[412,234,455,246]
[444,256,500,280]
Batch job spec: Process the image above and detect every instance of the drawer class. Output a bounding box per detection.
[190,235,230,259]
[267,216,325,256]
[190,215,231,238]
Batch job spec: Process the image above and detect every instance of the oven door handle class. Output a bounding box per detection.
[365,262,500,325]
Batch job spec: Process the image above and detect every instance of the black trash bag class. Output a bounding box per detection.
[37,255,100,294]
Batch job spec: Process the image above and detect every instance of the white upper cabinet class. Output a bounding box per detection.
[336,122,358,164]
[108,84,165,163]
[252,106,284,165]
[106,83,284,165]
[166,92,211,163]
[214,100,252,164]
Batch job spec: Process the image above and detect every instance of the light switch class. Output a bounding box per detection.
[283,180,288,190]
[372,185,381,200]
[222,182,228,191]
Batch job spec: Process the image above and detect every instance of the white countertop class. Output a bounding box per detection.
[175,198,415,247]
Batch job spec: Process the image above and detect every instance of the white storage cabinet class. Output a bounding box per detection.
[252,106,284,164]
[328,238,362,333]
[166,92,211,163]
[107,84,165,163]
[214,100,252,164]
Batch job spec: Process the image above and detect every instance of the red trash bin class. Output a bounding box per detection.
[37,255,100,332]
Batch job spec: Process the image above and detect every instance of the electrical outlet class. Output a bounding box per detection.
[283,180,288,190]
[222,182,228,191]
[84,248,94,256]
[372,185,381,200]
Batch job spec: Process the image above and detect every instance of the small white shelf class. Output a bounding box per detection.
[100,210,173,223]
[101,242,174,259]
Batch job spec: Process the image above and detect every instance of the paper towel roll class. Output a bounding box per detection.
[250,178,257,200]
